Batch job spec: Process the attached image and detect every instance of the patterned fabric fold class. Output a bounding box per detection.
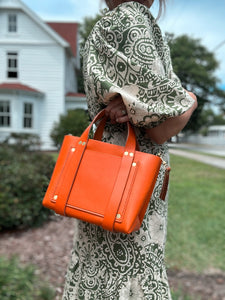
[83,2,194,128]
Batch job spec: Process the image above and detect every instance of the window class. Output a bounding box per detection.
[7,52,18,78]
[24,103,33,128]
[8,14,17,32]
[0,101,11,127]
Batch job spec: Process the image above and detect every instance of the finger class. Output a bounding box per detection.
[105,95,124,112]
[107,105,126,121]
[116,115,129,123]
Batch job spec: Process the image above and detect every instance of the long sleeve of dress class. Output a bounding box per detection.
[83,2,195,128]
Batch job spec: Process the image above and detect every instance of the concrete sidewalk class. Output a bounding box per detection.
[169,143,225,157]
[169,148,225,169]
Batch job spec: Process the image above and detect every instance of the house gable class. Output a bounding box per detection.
[47,22,78,57]
[0,0,70,50]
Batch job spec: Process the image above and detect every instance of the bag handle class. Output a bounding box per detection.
[80,109,137,152]
[94,112,141,151]
[93,116,107,140]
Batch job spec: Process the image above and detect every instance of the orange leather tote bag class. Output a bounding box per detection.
[42,109,165,234]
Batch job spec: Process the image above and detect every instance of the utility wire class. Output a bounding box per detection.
[213,40,225,52]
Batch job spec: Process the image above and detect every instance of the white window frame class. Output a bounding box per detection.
[0,101,11,127]
[7,52,18,79]
[8,14,17,32]
[23,103,33,128]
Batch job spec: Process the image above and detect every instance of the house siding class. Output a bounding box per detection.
[0,1,82,150]
[21,45,66,149]
[65,54,77,94]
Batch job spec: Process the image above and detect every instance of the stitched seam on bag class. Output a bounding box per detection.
[116,161,139,223]
[66,205,103,218]
[50,146,74,203]
[63,143,88,215]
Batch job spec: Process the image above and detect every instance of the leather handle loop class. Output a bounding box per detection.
[80,109,106,142]
[93,117,107,140]
[81,109,137,153]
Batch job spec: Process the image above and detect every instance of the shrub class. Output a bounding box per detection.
[0,256,55,300]
[0,144,55,230]
[50,109,89,148]
[4,133,41,151]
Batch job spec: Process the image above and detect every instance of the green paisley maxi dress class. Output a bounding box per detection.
[62,2,194,300]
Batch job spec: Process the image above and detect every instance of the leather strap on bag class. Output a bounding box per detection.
[53,140,88,216]
[160,167,171,200]
[102,122,135,231]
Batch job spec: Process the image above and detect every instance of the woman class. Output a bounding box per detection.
[63,1,197,299]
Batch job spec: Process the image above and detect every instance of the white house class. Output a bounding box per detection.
[208,125,225,138]
[0,0,87,150]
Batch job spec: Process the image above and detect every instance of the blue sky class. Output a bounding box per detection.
[23,0,225,88]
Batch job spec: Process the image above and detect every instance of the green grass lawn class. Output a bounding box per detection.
[166,154,225,272]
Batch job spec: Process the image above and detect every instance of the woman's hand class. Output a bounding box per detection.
[105,94,129,124]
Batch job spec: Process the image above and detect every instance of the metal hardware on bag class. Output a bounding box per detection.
[71,148,76,152]
[124,152,134,157]
[132,162,137,167]
[53,195,58,200]
[78,141,86,146]
[116,214,121,219]
[157,153,169,168]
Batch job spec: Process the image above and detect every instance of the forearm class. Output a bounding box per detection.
[105,92,197,145]
[146,94,197,144]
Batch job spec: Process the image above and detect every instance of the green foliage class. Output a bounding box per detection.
[0,256,55,300]
[166,155,225,272]
[79,13,103,50]
[171,289,197,300]
[199,109,225,135]
[166,33,225,130]
[167,34,219,88]
[3,133,41,151]
[201,109,225,126]
[0,143,55,230]
[50,109,90,147]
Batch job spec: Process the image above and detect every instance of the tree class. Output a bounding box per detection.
[50,109,89,148]
[166,33,225,131]
[200,108,225,131]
